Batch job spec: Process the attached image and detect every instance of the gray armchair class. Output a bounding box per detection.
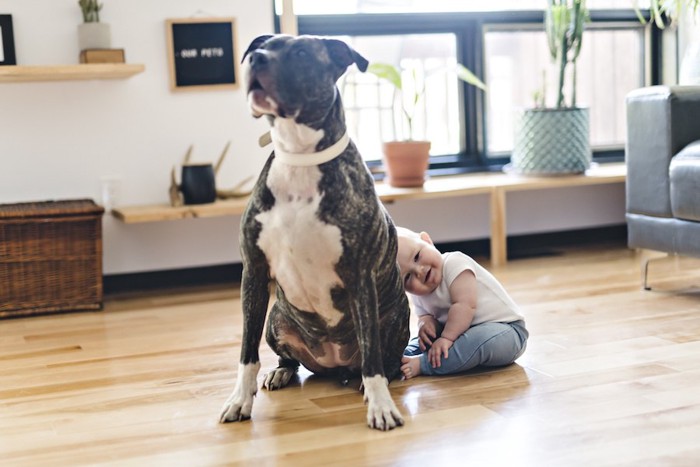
[625,85,700,289]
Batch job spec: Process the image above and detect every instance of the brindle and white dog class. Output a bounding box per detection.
[218,34,410,430]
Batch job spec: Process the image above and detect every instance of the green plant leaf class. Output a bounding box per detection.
[456,64,487,91]
[367,63,402,90]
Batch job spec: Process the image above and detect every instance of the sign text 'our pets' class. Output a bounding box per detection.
[166,17,239,91]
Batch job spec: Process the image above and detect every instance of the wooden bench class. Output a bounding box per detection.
[112,162,626,266]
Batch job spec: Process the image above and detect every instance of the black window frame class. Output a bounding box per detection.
[275,8,661,175]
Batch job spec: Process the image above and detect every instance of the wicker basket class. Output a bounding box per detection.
[0,199,105,318]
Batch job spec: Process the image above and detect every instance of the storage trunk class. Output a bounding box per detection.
[0,199,104,318]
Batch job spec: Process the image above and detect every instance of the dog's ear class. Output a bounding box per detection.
[323,39,369,75]
[241,35,275,64]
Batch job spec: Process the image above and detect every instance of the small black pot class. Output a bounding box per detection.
[180,164,216,205]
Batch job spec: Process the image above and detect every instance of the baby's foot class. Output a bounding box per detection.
[400,355,422,380]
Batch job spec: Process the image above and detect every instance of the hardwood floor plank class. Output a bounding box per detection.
[1,244,699,466]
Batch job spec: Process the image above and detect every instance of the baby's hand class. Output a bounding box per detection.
[428,337,454,368]
[417,318,439,351]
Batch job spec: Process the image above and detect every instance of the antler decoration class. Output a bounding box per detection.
[214,141,231,175]
[168,144,193,207]
[167,142,254,205]
[217,175,254,199]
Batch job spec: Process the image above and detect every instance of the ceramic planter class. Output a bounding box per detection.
[511,107,591,175]
[382,140,431,188]
[78,22,111,50]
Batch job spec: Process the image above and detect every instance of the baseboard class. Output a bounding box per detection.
[104,263,243,296]
[440,224,628,261]
[104,224,627,296]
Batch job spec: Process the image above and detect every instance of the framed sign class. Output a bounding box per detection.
[165,17,239,91]
[0,14,17,66]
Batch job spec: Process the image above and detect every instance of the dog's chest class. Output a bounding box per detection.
[256,161,345,325]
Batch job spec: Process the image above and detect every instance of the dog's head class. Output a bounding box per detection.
[241,34,368,126]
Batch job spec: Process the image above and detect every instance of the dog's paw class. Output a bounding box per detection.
[219,392,254,423]
[262,366,296,390]
[219,362,260,423]
[362,374,404,431]
[367,402,404,431]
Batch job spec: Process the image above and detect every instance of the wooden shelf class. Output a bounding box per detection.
[112,163,626,224]
[0,63,146,83]
[111,197,249,224]
[111,162,626,265]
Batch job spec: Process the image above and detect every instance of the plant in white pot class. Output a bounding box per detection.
[78,0,111,51]
[511,0,591,175]
[368,62,486,187]
[635,0,700,84]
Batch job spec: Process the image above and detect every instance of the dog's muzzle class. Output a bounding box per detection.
[246,51,291,118]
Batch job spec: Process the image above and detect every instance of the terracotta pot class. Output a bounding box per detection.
[382,140,431,188]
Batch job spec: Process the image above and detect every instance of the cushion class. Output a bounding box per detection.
[670,141,700,222]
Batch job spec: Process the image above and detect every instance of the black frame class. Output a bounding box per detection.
[280,8,661,174]
[0,14,16,66]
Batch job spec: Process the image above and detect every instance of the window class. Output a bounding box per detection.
[484,23,646,156]
[339,33,461,162]
[282,2,656,172]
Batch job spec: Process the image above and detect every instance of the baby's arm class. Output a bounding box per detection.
[442,269,477,341]
[427,270,477,367]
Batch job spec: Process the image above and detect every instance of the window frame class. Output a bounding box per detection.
[279,8,660,175]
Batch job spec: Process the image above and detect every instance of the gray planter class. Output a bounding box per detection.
[78,22,111,51]
[511,107,591,175]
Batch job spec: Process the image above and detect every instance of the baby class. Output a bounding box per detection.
[395,227,528,378]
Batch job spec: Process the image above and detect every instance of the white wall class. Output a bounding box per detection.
[386,184,625,244]
[0,1,625,275]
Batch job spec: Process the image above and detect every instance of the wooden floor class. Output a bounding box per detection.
[2,244,700,466]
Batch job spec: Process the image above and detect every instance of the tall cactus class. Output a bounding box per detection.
[545,0,588,108]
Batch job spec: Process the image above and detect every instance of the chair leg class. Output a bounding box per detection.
[642,257,652,291]
[641,253,669,291]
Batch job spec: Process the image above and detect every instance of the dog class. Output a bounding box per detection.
[218,34,411,430]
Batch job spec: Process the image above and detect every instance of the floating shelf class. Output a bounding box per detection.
[112,163,626,266]
[112,162,627,224]
[0,63,146,83]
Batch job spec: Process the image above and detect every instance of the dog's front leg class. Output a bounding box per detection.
[219,361,261,422]
[351,273,405,431]
[220,260,270,423]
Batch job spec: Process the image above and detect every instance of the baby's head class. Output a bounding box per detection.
[395,226,443,295]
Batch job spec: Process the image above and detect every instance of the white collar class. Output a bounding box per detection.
[272,132,350,166]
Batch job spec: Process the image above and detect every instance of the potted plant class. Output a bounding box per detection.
[368,62,486,187]
[635,0,700,84]
[511,0,591,175]
[637,0,700,27]
[77,0,111,51]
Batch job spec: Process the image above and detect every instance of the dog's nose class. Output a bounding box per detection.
[250,50,269,67]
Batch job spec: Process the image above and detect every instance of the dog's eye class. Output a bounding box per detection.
[413,251,420,262]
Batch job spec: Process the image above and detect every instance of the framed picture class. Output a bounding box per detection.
[0,14,17,66]
[165,17,239,91]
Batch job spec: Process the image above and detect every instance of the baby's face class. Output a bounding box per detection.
[397,235,443,296]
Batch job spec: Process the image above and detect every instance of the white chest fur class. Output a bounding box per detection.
[255,120,345,326]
